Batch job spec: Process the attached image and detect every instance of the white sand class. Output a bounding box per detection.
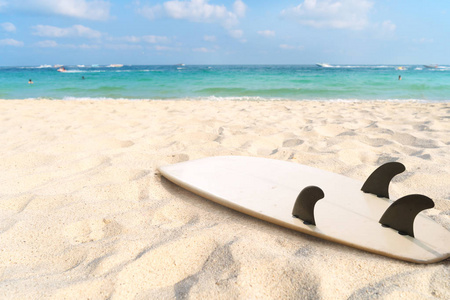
[0,99,448,299]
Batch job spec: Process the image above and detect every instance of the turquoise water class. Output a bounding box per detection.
[0,65,449,101]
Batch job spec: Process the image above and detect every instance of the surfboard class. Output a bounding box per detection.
[158,156,450,264]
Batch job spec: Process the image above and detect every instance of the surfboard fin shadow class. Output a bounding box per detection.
[361,162,406,198]
[292,186,324,226]
[379,194,435,237]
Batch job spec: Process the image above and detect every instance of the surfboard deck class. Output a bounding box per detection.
[158,156,450,263]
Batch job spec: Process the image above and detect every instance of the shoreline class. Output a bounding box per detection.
[0,99,448,298]
[4,97,450,103]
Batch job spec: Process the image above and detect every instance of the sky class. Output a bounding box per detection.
[0,0,449,66]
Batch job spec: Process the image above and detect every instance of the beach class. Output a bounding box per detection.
[0,99,449,299]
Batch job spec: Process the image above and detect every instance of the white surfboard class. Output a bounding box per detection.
[158,156,450,263]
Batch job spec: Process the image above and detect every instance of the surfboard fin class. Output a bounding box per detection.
[292,186,324,226]
[361,162,406,198]
[379,194,434,237]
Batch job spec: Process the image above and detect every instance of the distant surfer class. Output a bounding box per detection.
[28,79,33,84]
[82,76,85,80]
[398,75,402,80]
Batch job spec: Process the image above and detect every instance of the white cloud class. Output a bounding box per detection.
[1,22,16,32]
[137,4,163,20]
[257,30,275,37]
[0,38,23,46]
[5,0,110,21]
[79,44,100,49]
[0,0,7,10]
[163,0,241,27]
[281,0,373,30]
[142,35,170,43]
[35,40,58,47]
[233,0,246,18]
[139,0,246,39]
[32,25,102,39]
[34,40,100,49]
[204,35,216,42]
[280,44,304,50]
[72,25,102,38]
[121,36,141,43]
[193,47,215,53]
[377,20,396,38]
[381,20,396,32]
[105,43,143,50]
[413,37,434,44]
[154,45,177,51]
[371,20,396,39]
[229,29,243,39]
[112,35,170,44]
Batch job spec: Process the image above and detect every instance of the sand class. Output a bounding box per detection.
[0,99,448,299]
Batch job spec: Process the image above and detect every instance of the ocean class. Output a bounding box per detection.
[0,64,449,101]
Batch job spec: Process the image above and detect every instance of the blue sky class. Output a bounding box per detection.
[0,0,448,66]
